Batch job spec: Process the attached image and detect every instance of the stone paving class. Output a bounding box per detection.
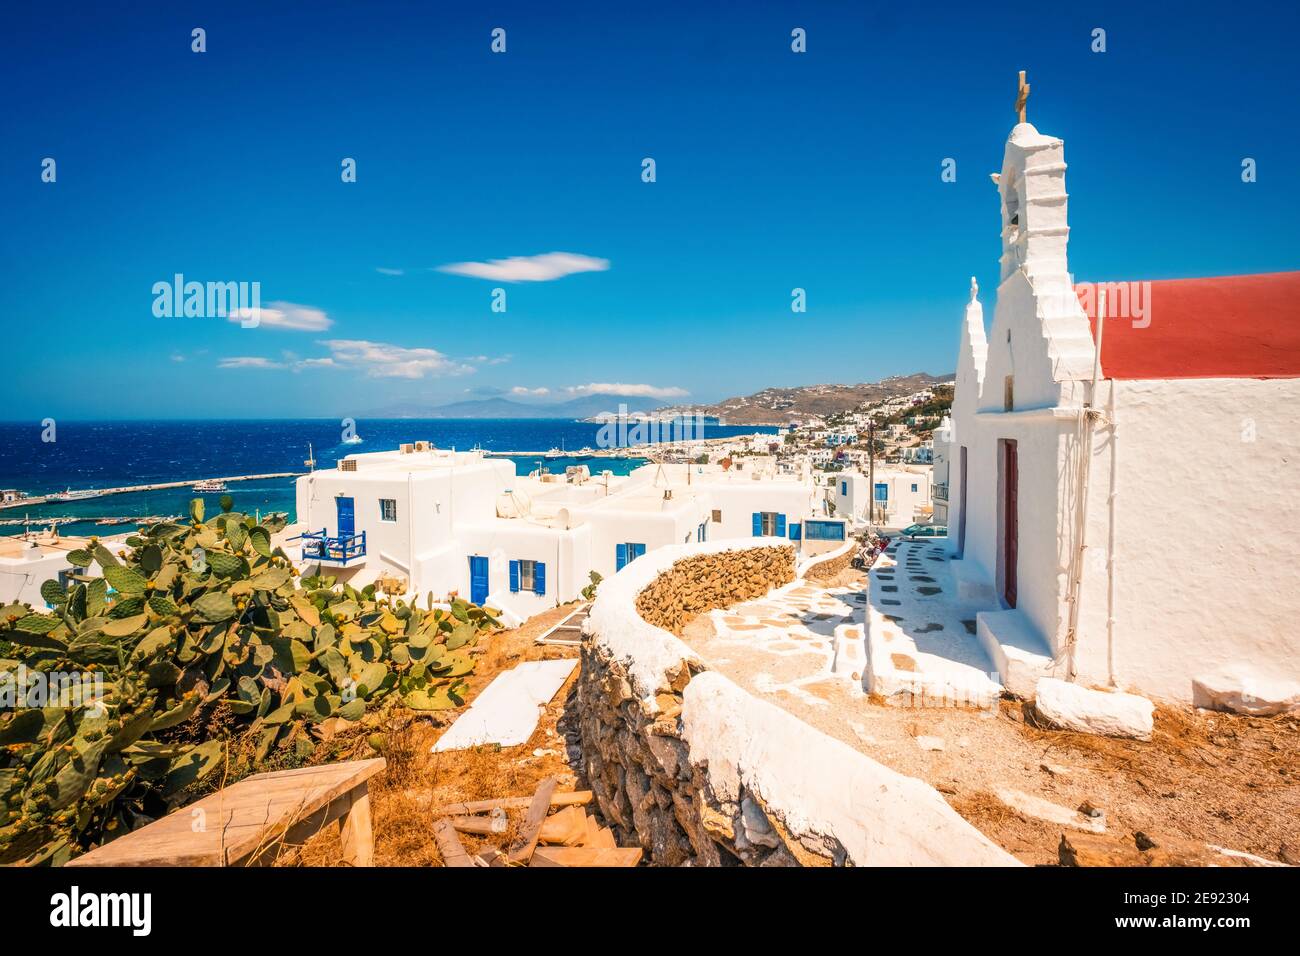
[865,540,1002,707]
[678,538,1002,715]
[680,578,869,710]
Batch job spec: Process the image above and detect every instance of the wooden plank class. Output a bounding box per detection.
[69,757,386,867]
[433,819,476,868]
[539,806,589,846]
[507,777,558,863]
[447,815,507,836]
[447,805,588,845]
[583,817,617,849]
[338,786,374,867]
[530,846,642,868]
[434,789,591,817]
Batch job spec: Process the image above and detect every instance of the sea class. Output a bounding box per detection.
[0,419,778,538]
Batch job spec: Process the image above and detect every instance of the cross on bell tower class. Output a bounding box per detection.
[1015,70,1030,124]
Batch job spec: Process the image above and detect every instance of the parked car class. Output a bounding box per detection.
[894,523,948,541]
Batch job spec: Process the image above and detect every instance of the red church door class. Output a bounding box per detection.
[957,446,968,558]
[1002,440,1018,608]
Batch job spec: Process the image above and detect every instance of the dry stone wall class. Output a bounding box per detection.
[805,544,854,583]
[634,545,795,635]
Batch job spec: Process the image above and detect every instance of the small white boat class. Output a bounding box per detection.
[544,447,563,459]
[192,479,228,493]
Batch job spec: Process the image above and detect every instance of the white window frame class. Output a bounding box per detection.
[760,512,778,536]
[379,498,398,522]
[518,559,538,592]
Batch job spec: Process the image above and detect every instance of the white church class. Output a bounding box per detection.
[938,98,1300,710]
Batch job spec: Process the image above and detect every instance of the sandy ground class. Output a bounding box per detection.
[680,565,1300,866]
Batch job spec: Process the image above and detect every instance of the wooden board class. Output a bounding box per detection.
[433,819,476,868]
[68,758,386,867]
[434,790,591,817]
[507,777,558,863]
[529,846,642,868]
[584,816,617,849]
[446,807,587,845]
[539,806,589,846]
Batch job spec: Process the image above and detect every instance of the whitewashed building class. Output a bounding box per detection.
[293,447,844,624]
[832,466,933,530]
[941,116,1300,707]
[0,531,130,608]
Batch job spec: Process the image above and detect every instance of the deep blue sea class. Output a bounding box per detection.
[0,419,777,537]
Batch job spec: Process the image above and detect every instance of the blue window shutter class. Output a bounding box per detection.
[789,522,801,540]
[775,513,786,537]
[841,480,847,495]
[752,512,762,536]
[509,560,520,592]
[616,543,627,571]
[633,543,646,559]
[534,562,546,596]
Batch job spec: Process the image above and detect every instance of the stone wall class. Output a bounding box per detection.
[804,543,855,583]
[576,539,1020,867]
[634,545,795,635]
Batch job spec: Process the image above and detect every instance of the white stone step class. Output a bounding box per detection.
[975,609,1057,698]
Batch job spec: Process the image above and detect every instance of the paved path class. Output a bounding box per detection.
[865,539,1002,707]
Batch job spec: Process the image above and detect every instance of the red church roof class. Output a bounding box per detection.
[1076,271,1300,379]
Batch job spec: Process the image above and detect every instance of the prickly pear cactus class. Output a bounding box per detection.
[0,498,500,864]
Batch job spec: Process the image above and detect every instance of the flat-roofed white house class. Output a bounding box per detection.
[940,115,1300,708]
[0,531,130,607]
[833,466,933,530]
[293,447,845,625]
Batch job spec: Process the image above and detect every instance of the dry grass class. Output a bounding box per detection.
[1017,699,1300,787]
[964,698,1300,863]
[285,603,586,867]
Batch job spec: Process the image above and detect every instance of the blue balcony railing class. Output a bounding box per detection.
[298,529,367,564]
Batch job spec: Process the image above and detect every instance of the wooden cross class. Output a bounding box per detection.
[1015,70,1030,124]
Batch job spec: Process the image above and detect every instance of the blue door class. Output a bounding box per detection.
[469,556,489,605]
[336,497,355,537]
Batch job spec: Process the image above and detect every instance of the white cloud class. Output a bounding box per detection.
[319,339,478,379]
[218,356,287,370]
[564,382,687,399]
[375,267,404,276]
[437,252,610,283]
[226,301,333,332]
[170,352,186,363]
[510,386,550,397]
[297,357,337,369]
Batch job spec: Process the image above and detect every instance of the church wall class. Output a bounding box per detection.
[1072,376,1300,702]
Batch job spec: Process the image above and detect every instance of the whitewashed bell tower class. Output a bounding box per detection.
[981,72,1097,409]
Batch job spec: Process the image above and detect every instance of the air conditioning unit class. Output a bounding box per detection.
[399,443,414,454]
[339,459,357,472]
[414,441,431,452]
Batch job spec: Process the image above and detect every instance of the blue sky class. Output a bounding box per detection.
[2,0,1297,419]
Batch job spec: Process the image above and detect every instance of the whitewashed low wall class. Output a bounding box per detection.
[576,539,1019,867]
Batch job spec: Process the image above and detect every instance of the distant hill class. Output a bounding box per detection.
[653,372,954,425]
[361,393,662,420]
